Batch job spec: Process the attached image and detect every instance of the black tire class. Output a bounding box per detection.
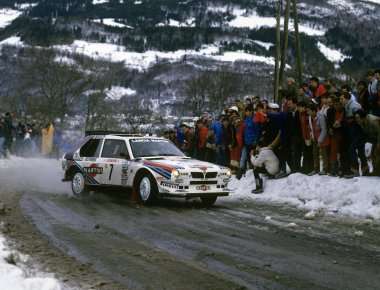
[200,196,218,207]
[136,174,158,205]
[71,172,89,197]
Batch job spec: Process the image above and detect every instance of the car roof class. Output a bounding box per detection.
[88,134,166,141]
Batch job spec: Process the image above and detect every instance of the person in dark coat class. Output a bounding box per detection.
[284,96,303,173]
[356,80,369,113]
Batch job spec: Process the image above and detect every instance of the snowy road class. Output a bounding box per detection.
[20,191,380,290]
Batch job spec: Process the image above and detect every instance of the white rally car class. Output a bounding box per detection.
[62,132,232,206]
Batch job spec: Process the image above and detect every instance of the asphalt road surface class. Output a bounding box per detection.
[20,191,380,290]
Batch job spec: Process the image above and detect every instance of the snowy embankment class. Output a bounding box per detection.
[229,171,380,220]
[0,234,62,290]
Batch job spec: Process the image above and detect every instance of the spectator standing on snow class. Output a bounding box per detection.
[327,97,345,176]
[284,96,303,173]
[316,96,330,175]
[340,92,367,177]
[236,106,261,179]
[230,118,244,172]
[195,120,208,161]
[211,117,225,166]
[355,110,380,176]
[307,104,323,175]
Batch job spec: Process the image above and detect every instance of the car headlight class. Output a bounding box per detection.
[226,169,232,178]
[172,169,180,178]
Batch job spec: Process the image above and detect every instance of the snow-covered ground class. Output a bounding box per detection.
[317,42,350,63]
[92,0,109,4]
[0,158,69,289]
[0,8,22,29]
[229,172,380,220]
[54,40,276,71]
[228,8,326,36]
[0,234,62,290]
[157,18,196,28]
[93,18,133,29]
[105,86,136,100]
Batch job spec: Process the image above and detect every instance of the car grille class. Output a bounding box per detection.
[191,172,218,179]
[190,180,218,185]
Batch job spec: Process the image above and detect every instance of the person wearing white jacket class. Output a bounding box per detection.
[250,145,280,194]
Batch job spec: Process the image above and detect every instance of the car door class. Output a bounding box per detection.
[97,139,130,186]
[77,137,104,185]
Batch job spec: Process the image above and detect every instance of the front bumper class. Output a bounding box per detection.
[159,191,230,198]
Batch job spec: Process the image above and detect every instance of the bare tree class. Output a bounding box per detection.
[184,73,210,115]
[292,0,303,84]
[279,0,291,86]
[274,0,282,102]
[19,48,90,125]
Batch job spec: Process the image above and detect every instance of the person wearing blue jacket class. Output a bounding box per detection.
[236,107,261,179]
[211,117,225,166]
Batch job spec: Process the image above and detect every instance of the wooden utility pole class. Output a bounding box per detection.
[274,0,281,102]
[279,0,291,87]
[292,0,303,84]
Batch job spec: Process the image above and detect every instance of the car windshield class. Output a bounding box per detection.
[130,139,185,158]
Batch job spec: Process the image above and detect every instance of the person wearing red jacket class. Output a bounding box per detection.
[310,77,327,105]
[298,101,313,174]
[195,120,208,161]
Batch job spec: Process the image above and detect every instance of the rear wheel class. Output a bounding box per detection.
[200,196,218,207]
[137,174,158,205]
[71,172,89,197]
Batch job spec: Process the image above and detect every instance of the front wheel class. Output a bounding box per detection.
[71,172,89,197]
[200,196,218,207]
[137,175,157,205]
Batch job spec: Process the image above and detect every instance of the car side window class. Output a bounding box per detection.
[101,139,129,159]
[79,138,102,157]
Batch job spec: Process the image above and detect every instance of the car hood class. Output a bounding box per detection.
[142,157,222,172]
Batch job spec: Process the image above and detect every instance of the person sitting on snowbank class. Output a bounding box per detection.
[250,141,280,194]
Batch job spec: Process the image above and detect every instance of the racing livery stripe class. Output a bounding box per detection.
[73,161,100,185]
[145,165,172,179]
[143,161,177,173]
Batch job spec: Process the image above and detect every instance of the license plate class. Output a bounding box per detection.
[196,185,210,191]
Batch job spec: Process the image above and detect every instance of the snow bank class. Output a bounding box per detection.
[0,234,62,290]
[0,9,22,28]
[229,172,380,220]
[0,157,70,195]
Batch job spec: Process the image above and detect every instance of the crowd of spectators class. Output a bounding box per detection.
[168,70,380,193]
